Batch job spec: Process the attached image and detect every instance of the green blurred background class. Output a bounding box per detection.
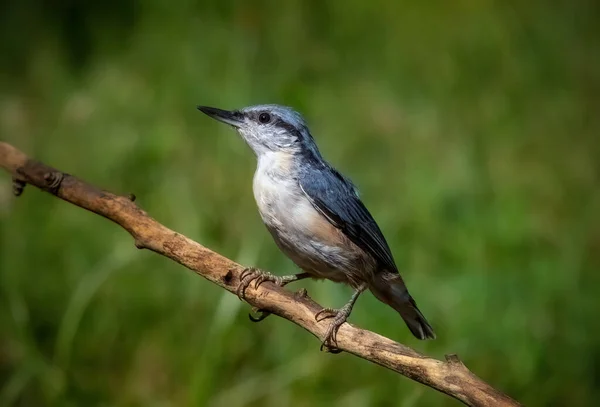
[1,1,599,406]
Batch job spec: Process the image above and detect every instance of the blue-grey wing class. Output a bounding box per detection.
[299,167,398,272]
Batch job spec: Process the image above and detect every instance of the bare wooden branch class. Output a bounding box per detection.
[0,141,520,407]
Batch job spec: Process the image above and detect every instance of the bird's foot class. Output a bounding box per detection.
[248,306,272,323]
[237,267,299,301]
[315,304,353,352]
[12,177,26,196]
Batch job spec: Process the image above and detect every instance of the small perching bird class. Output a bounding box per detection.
[198,104,435,348]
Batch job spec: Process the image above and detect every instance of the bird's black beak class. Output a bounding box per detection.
[197,106,244,127]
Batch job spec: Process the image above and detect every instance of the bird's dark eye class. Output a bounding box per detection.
[258,112,271,124]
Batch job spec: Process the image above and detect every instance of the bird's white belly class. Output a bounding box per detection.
[252,164,367,285]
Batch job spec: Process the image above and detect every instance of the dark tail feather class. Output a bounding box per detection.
[370,272,436,340]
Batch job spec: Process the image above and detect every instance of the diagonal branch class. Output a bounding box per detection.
[0,141,520,407]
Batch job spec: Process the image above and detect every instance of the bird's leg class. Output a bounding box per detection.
[239,269,311,323]
[315,283,367,351]
[237,268,310,301]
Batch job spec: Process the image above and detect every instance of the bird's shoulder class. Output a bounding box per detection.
[297,161,357,196]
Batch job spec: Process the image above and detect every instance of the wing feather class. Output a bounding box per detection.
[299,168,397,272]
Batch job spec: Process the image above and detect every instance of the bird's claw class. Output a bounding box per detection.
[249,307,272,322]
[315,307,338,322]
[237,267,259,300]
[12,177,26,197]
[237,268,287,301]
[315,306,352,352]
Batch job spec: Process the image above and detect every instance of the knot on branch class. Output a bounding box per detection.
[445,353,466,367]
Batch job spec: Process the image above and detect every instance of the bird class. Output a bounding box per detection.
[197,104,435,349]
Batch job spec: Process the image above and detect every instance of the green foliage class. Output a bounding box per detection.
[1,1,599,406]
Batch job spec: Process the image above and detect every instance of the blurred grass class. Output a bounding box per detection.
[1,0,599,406]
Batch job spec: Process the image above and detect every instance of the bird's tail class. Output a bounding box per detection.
[369,272,435,340]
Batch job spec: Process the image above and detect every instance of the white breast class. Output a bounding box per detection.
[252,151,301,228]
[251,152,367,284]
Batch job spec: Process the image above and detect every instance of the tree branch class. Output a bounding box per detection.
[0,141,520,407]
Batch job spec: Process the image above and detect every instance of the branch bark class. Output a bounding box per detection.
[0,141,520,407]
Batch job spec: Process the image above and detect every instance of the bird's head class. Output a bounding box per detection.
[198,104,317,157]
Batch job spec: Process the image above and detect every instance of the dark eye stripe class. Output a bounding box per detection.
[274,117,316,145]
[272,117,298,134]
[269,115,321,161]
